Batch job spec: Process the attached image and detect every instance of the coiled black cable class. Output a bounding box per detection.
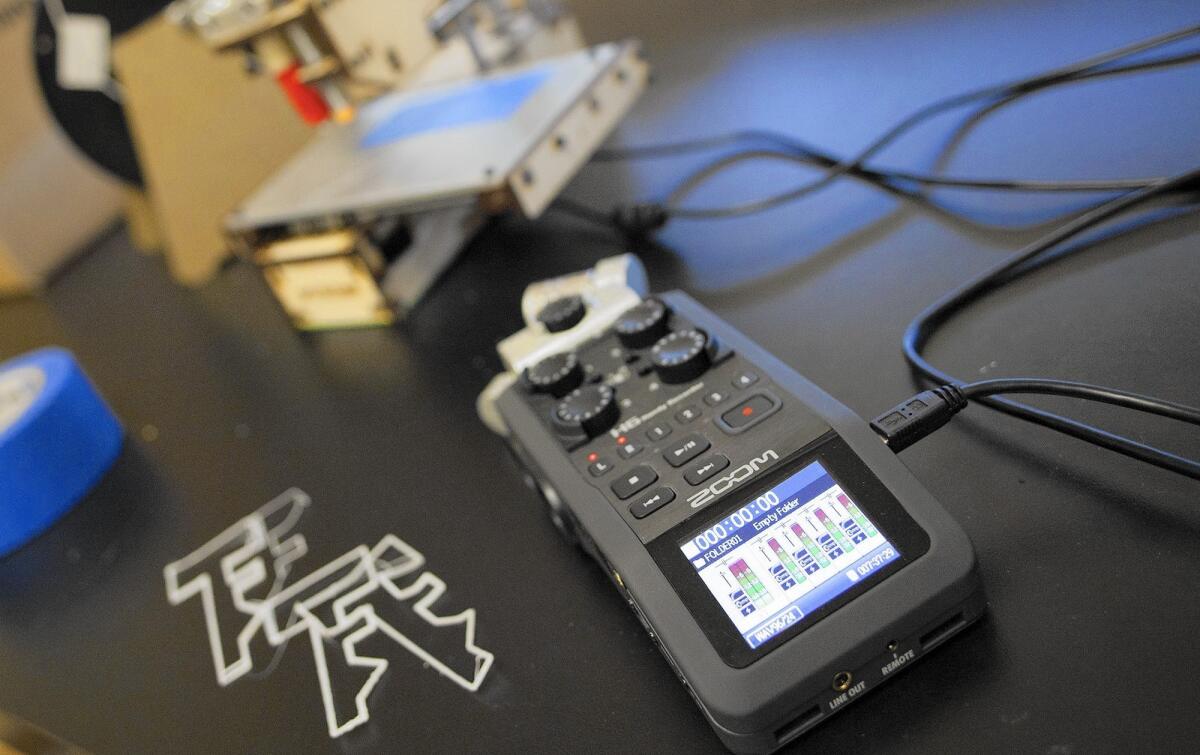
[562,26,1200,233]
[900,168,1200,480]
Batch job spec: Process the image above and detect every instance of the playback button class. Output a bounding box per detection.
[683,454,730,486]
[629,487,676,519]
[663,433,711,468]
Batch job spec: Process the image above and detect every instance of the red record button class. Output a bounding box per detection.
[719,394,780,433]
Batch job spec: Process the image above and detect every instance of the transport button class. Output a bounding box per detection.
[732,371,759,390]
[629,487,676,519]
[618,440,644,459]
[675,405,702,424]
[703,389,729,406]
[645,423,672,442]
[611,465,658,500]
[664,434,711,468]
[718,393,780,433]
[683,454,730,486]
[588,458,615,476]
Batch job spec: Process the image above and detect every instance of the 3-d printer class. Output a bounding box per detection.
[169,0,649,328]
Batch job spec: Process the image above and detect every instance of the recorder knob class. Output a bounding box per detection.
[524,352,584,397]
[554,384,619,437]
[537,295,587,333]
[614,299,670,349]
[651,329,715,384]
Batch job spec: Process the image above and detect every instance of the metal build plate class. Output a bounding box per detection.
[227,41,642,232]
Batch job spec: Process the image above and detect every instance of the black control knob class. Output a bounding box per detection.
[614,299,670,349]
[651,329,715,384]
[537,295,586,333]
[554,384,619,437]
[523,352,584,397]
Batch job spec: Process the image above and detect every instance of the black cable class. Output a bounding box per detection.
[780,22,1200,196]
[680,149,1161,194]
[558,31,1200,482]
[664,47,1200,219]
[639,148,1067,235]
[594,132,761,162]
[596,48,1200,174]
[568,33,1200,233]
[560,124,1171,236]
[897,167,1200,480]
[562,138,1126,236]
[648,148,1147,235]
[959,378,1200,426]
[599,129,1164,191]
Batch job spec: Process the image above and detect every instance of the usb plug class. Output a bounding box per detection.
[870,385,967,452]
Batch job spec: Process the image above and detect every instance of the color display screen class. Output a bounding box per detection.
[679,460,900,649]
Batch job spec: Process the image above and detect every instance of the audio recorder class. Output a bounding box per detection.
[478,258,985,753]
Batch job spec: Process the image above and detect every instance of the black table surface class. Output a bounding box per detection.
[3,0,1200,752]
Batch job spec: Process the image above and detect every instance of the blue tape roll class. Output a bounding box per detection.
[0,348,123,556]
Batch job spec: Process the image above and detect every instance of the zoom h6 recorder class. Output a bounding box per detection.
[478,256,985,753]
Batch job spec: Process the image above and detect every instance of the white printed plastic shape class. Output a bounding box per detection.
[163,489,495,738]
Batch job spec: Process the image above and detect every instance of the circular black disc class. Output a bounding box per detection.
[614,298,669,349]
[554,383,619,436]
[536,295,587,333]
[524,352,583,397]
[31,1,172,186]
[651,328,714,383]
[652,330,706,367]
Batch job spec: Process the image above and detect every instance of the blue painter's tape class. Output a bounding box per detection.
[361,67,551,148]
[0,348,124,556]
